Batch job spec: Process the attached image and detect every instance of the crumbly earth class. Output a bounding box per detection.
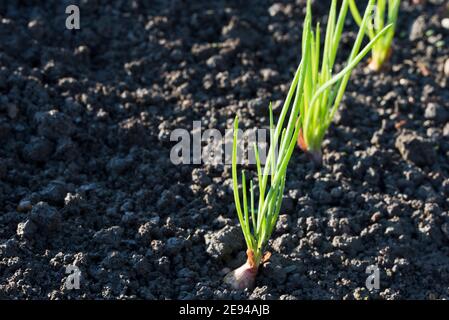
[0,0,448,300]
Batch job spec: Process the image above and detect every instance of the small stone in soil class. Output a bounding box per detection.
[204,225,244,260]
[191,168,211,187]
[332,235,363,255]
[64,193,85,214]
[424,102,448,123]
[17,220,37,239]
[263,262,287,285]
[40,181,68,206]
[17,199,32,212]
[409,16,426,41]
[22,137,54,163]
[34,110,75,140]
[272,234,294,253]
[93,226,123,247]
[29,202,61,232]
[165,237,185,256]
[107,155,134,175]
[442,18,449,30]
[395,130,436,167]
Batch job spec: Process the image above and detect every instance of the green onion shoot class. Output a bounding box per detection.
[225,103,302,289]
[348,0,400,71]
[297,0,393,164]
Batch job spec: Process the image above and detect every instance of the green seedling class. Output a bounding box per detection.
[348,0,400,71]
[224,0,392,290]
[225,104,303,289]
[297,0,393,164]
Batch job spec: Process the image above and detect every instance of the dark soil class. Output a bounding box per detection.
[1,0,448,300]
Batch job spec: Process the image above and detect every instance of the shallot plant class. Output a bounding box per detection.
[225,0,392,290]
[297,0,393,164]
[226,104,303,289]
[348,0,400,71]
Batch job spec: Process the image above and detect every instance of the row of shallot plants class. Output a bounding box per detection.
[225,0,398,289]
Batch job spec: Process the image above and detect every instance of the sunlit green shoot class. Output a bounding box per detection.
[297,0,393,163]
[225,62,307,290]
[349,0,400,71]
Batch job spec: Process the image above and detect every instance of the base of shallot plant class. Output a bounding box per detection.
[223,259,258,290]
[367,47,393,72]
[306,149,322,167]
[224,250,271,290]
[297,129,323,167]
[367,59,382,72]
